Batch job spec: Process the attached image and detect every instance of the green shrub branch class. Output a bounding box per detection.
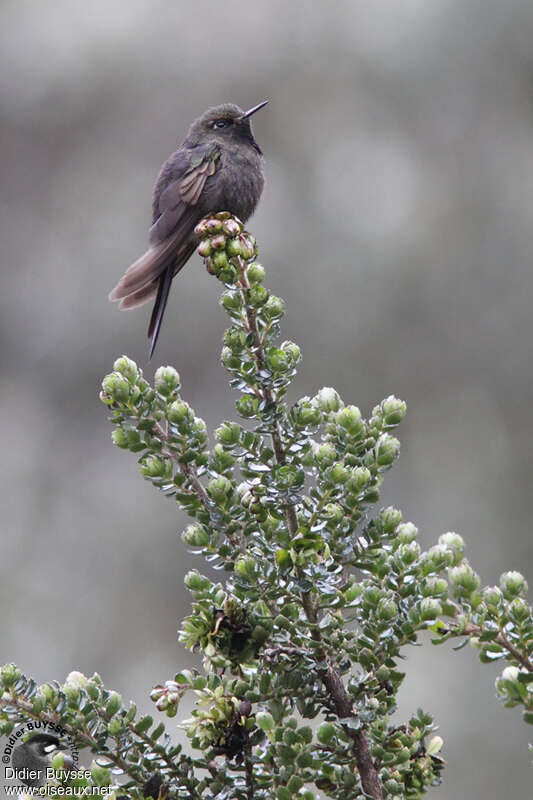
[2,214,531,800]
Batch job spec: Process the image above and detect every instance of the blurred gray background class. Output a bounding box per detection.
[1,1,532,797]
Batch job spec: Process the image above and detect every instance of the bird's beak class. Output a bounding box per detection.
[241,100,269,120]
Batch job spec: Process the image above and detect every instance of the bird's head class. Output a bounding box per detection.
[186,101,268,153]
[11,734,70,788]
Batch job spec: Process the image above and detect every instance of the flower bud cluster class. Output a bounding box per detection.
[101,357,213,505]
[195,212,256,285]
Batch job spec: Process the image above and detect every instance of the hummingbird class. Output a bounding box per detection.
[109,101,268,358]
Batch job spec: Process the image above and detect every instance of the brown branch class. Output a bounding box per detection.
[497,631,533,672]
[461,622,533,672]
[153,420,211,511]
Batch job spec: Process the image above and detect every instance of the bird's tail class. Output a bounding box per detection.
[147,241,195,358]
[108,235,181,309]
[109,235,196,358]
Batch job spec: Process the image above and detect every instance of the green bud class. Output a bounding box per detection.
[108,718,123,736]
[207,475,233,503]
[422,577,447,597]
[246,262,265,283]
[248,285,269,306]
[426,736,444,756]
[344,582,362,603]
[226,237,244,257]
[448,562,481,594]
[396,522,418,544]
[317,722,336,745]
[191,417,207,439]
[439,532,465,565]
[140,455,168,479]
[215,421,241,446]
[86,681,101,701]
[377,598,398,621]
[419,597,443,621]
[329,462,350,484]
[482,585,502,609]
[397,541,421,565]
[275,549,293,571]
[90,763,111,787]
[63,685,80,708]
[240,235,256,259]
[397,747,410,764]
[154,366,180,396]
[363,486,381,504]
[266,347,290,372]
[381,395,407,426]
[281,340,301,363]
[182,524,210,547]
[325,502,343,523]
[101,372,131,404]
[51,752,68,771]
[224,327,247,352]
[210,442,234,472]
[106,692,122,716]
[218,263,238,283]
[316,387,342,413]
[40,683,56,702]
[375,434,400,468]
[212,250,230,273]
[221,346,241,369]
[65,671,88,688]
[235,556,258,581]
[293,401,320,428]
[423,544,453,573]
[315,443,337,465]
[363,587,383,608]
[256,711,275,732]
[273,464,304,490]
[113,356,139,384]
[376,665,390,681]
[31,694,46,715]
[236,395,260,418]
[263,295,285,320]
[496,666,523,702]
[381,506,402,533]
[286,776,303,794]
[509,597,531,623]
[220,289,243,312]
[184,570,211,592]
[112,429,129,449]
[500,571,528,599]
[336,405,364,436]
[346,466,372,494]
[168,400,193,425]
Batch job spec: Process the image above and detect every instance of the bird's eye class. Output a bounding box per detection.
[213,119,230,129]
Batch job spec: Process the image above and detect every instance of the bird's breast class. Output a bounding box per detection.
[201,147,264,223]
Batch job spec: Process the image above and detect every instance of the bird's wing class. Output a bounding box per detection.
[149,144,221,244]
[144,143,221,357]
[110,144,220,306]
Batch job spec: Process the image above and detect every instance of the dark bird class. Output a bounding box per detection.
[11,734,69,788]
[109,101,267,358]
